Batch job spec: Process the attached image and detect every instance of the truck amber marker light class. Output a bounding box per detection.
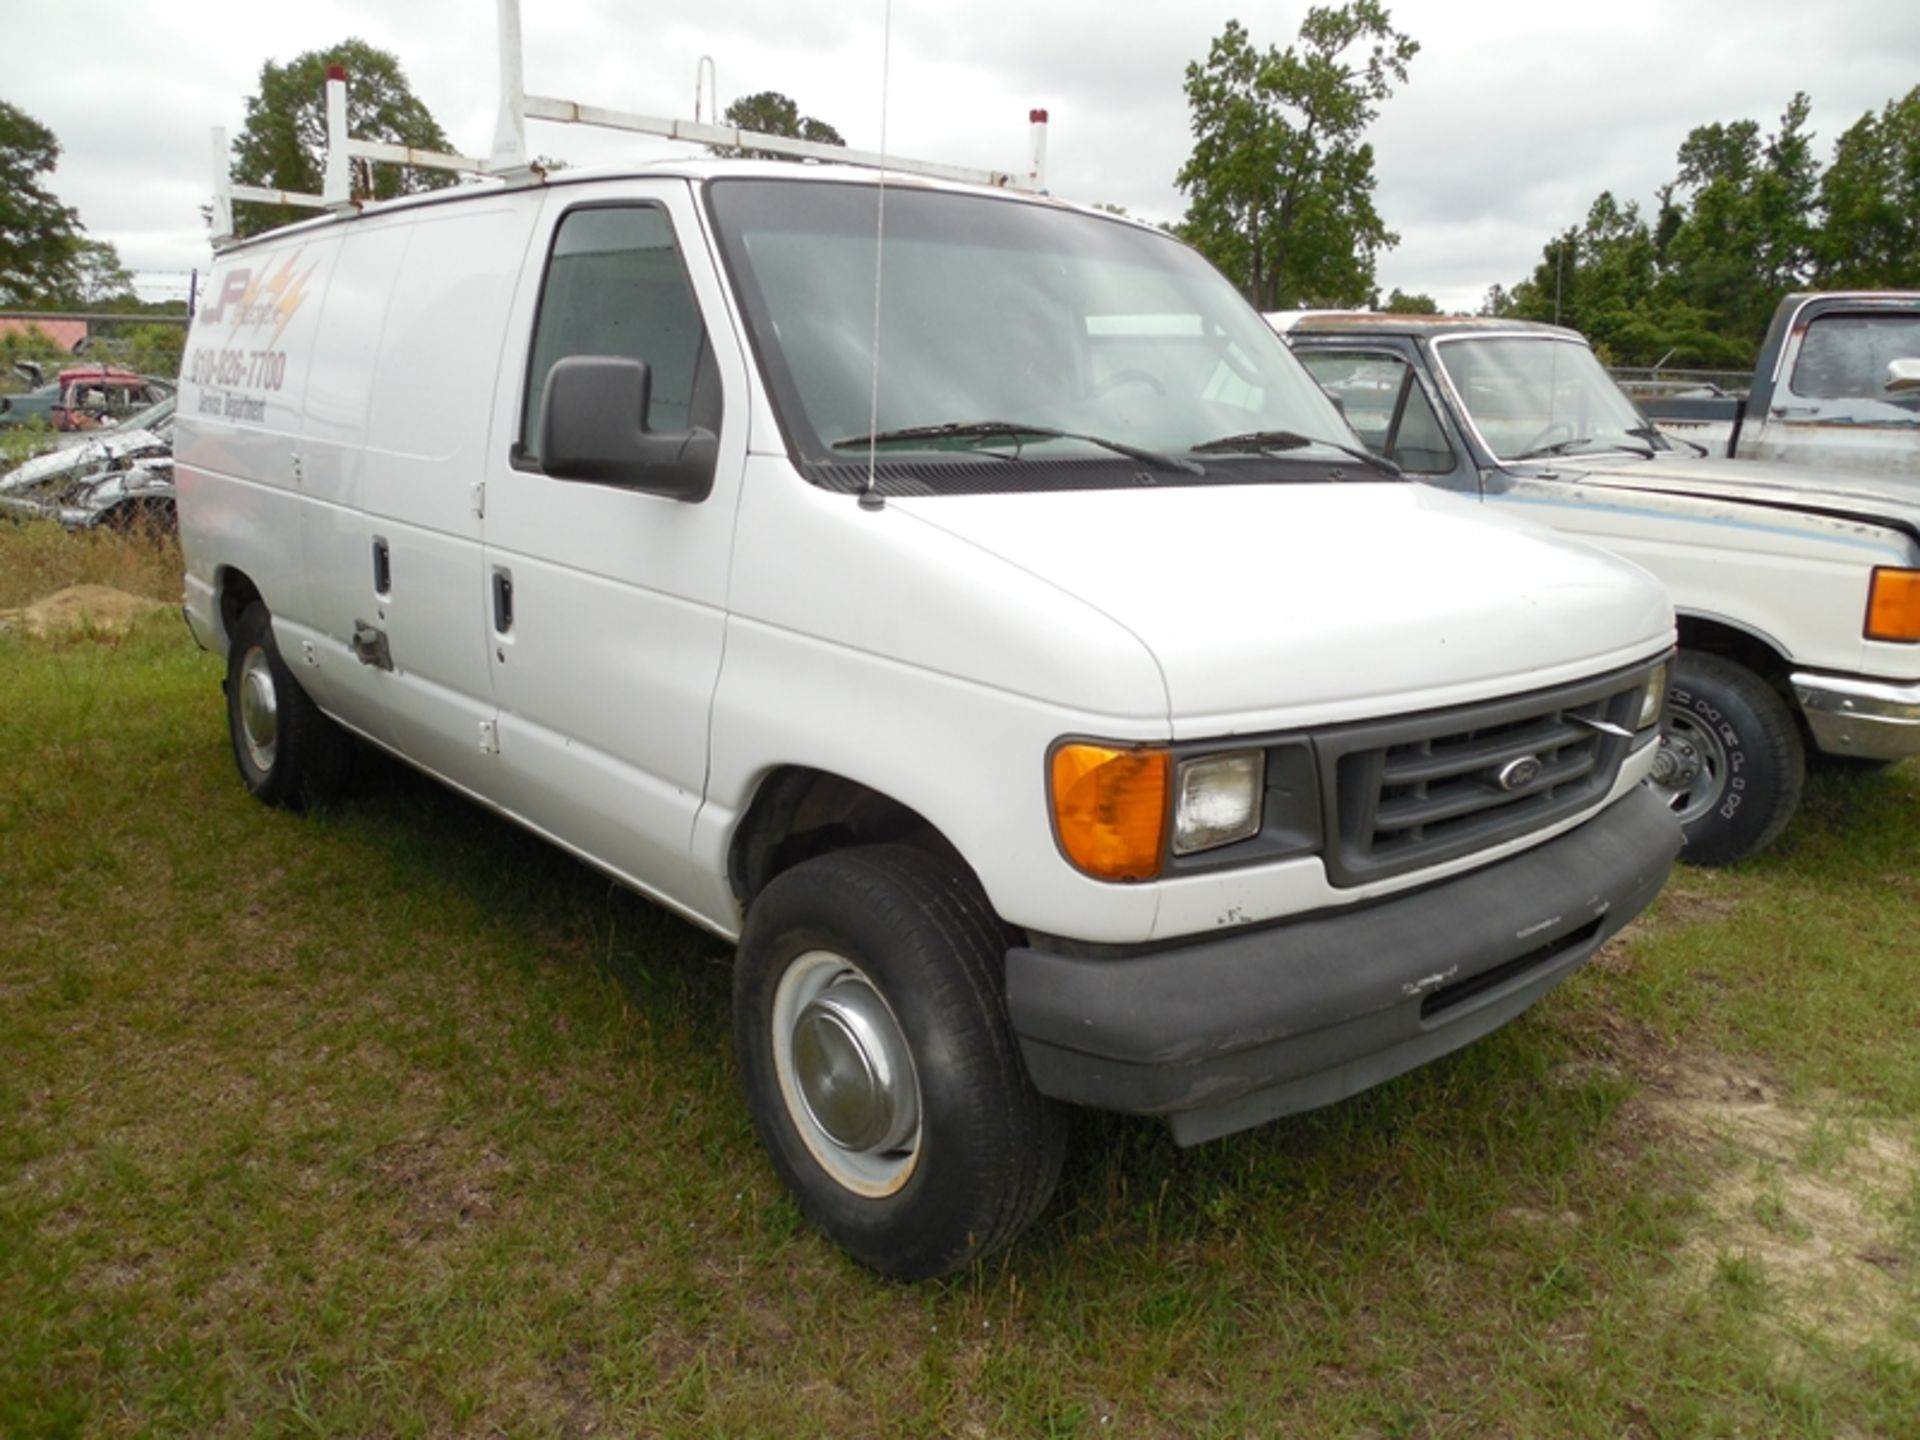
[1866,567,1920,643]
[1050,744,1168,881]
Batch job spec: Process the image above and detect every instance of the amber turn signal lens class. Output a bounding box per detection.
[1866,568,1920,643]
[1050,743,1169,881]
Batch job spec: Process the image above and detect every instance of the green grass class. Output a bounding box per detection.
[2,532,1917,1436]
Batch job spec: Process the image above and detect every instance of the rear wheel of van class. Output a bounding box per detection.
[226,602,353,808]
[1653,652,1803,866]
[733,844,1067,1281]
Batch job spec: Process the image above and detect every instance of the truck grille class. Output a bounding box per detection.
[1317,662,1656,887]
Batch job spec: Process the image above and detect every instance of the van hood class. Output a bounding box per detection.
[1551,450,1920,543]
[891,481,1671,733]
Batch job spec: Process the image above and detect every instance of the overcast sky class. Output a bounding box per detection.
[9,0,1918,308]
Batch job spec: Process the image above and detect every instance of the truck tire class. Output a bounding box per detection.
[733,844,1067,1281]
[1653,652,1804,866]
[225,602,354,808]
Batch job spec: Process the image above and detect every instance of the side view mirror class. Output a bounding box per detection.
[1885,357,1920,395]
[538,355,717,501]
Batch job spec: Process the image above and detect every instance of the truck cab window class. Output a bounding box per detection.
[1789,313,1920,406]
[520,205,712,463]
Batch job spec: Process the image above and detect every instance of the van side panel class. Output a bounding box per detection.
[292,222,414,741]
[359,199,539,798]
[176,236,345,641]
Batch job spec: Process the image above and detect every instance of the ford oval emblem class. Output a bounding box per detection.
[1496,756,1543,792]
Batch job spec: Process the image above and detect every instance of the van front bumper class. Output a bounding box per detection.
[1793,671,1920,761]
[1005,785,1680,1146]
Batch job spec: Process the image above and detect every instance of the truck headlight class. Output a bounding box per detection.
[1172,750,1265,855]
[1637,660,1670,730]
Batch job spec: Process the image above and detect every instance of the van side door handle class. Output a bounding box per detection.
[372,537,391,595]
[492,569,514,634]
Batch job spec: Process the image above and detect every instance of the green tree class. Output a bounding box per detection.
[1175,5,1418,310]
[1660,94,1819,344]
[1816,87,1920,288]
[65,238,138,309]
[228,39,454,238]
[711,91,845,159]
[1381,287,1437,313]
[0,102,85,305]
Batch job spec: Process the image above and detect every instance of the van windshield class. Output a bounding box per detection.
[705,178,1361,487]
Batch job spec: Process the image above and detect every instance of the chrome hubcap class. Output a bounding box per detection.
[238,646,279,773]
[772,951,921,1197]
[1653,708,1726,825]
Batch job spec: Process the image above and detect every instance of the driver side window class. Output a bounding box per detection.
[1296,350,1457,474]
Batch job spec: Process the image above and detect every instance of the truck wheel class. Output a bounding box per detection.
[226,602,353,808]
[1652,652,1804,866]
[733,844,1067,1281]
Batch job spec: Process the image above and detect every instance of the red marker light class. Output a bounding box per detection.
[326,64,348,82]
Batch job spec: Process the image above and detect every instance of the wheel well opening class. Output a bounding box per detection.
[1676,616,1790,691]
[217,568,262,646]
[729,768,971,910]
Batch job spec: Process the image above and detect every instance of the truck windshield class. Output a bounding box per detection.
[705,178,1358,483]
[1435,336,1670,462]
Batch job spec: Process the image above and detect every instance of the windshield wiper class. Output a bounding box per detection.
[1190,429,1403,478]
[1512,436,1591,460]
[831,420,1205,475]
[1627,423,1697,456]
[1516,434,1658,462]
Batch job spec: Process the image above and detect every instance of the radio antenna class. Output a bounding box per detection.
[859,0,895,512]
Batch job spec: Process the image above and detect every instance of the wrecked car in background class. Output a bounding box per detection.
[0,365,174,431]
[0,395,176,530]
[1275,311,1920,868]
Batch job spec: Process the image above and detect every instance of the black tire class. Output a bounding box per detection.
[225,602,353,808]
[1654,652,1804,866]
[733,844,1067,1281]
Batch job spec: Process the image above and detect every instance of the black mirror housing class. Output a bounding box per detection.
[538,355,718,501]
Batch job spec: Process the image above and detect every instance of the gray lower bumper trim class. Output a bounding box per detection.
[1006,786,1681,1145]
[1793,670,1920,761]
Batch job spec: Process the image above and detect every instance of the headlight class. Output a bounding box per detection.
[1172,750,1265,855]
[1867,567,1920,643]
[1637,661,1670,730]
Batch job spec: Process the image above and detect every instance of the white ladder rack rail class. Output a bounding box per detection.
[210,0,1050,246]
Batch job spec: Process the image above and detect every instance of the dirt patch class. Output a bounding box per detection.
[0,584,166,637]
[1634,1052,1918,1357]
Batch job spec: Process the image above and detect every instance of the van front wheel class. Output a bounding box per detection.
[225,602,353,808]
[733,845,1066,1281]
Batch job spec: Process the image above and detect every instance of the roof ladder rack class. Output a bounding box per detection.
[211,0,1050,245]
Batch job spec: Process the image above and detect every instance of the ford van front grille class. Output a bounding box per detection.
[1317,663,1655,887]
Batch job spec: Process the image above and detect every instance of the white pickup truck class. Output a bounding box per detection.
[1278,312,1920,866]
[174,163,1682,1279]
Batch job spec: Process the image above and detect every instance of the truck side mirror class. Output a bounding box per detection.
[1884,358,1920,395]
[538,355,717,502]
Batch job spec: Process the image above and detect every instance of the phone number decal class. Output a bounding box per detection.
[187,347,288,391]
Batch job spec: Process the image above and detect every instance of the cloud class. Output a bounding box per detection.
[5,0,1917,309]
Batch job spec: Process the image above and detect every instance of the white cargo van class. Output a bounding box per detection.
[176,161,1682,1279]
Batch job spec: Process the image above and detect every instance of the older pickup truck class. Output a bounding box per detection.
[1629,291,1920,480]
[1276,312,1920,866]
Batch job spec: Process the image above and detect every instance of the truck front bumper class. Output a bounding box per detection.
[1792,671,1920,761]
[1005,785,1681,1146]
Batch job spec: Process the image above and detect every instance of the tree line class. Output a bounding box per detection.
[4,16,1917,374]
[1486,91,1920,366]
